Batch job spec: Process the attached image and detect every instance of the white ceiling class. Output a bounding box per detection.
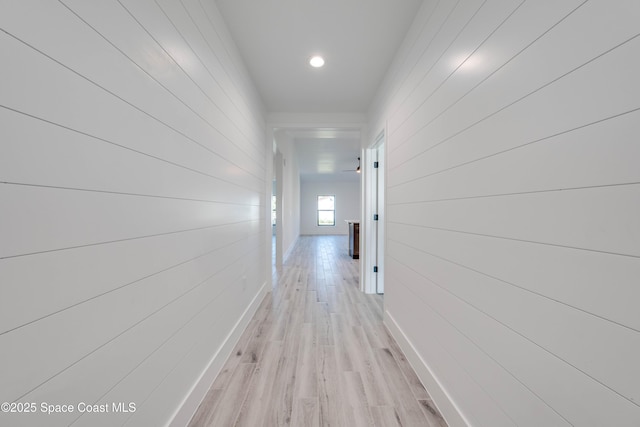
[285,128,362,181]
[215,0,424,177]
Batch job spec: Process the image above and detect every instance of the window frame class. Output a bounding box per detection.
[317,195,336,227]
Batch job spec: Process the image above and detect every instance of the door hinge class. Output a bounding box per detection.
[373,266,378,273]
[373,214,378,221]
[373,161,379,168]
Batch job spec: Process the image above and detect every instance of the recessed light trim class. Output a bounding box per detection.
[309,56,325,68]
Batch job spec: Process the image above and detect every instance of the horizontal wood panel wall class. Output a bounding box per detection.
[369,0,640,426]
[0,0,267,426]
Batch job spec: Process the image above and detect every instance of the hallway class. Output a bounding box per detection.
[3,1,639,425]
[189,235,446,427]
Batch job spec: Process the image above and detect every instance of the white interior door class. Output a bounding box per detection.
[363,131,385,294]
[374,141,384,294]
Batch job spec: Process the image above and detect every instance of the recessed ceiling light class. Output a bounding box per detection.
[309,56,325,68]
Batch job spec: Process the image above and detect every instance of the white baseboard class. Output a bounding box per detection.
[169,281,269,426]
[384,310,469,427]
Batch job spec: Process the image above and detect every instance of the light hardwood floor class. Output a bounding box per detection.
[188,235,447,427]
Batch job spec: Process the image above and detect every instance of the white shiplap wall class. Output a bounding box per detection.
[0,1,268,426]
[370,0,640,426]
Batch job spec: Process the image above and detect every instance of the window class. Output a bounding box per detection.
[271,195,276,226]
[317,195,335,226]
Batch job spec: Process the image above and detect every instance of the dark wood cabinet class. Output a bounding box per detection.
[348,221,359,259]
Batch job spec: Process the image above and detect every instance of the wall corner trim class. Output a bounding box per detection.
[282,235,300,264]
[169,281,270,426]
[384,310,470,427]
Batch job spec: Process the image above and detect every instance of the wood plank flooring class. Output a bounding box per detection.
[188,235,447,427]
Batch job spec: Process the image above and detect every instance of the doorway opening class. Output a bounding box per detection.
[272,180,276,267]
[274,150,284,271]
